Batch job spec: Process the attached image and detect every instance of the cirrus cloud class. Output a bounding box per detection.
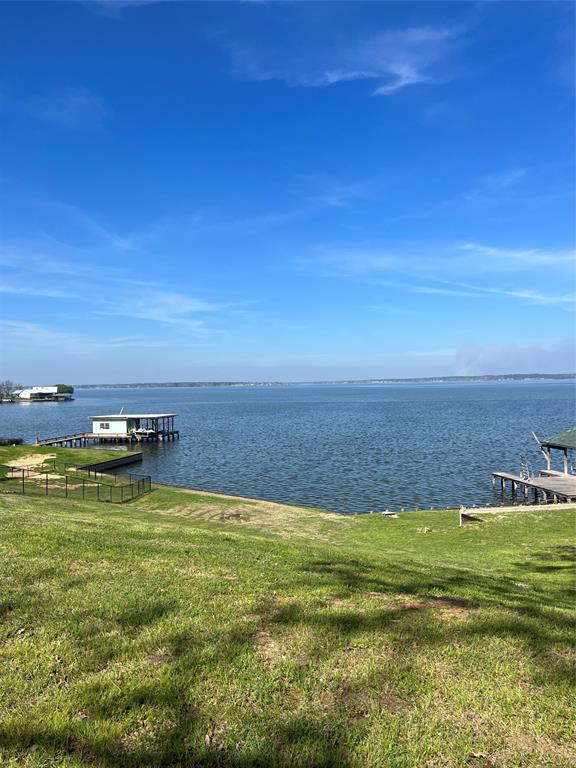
[225,25,465,96]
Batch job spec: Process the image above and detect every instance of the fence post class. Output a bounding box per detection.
[45,473,48,496]
[97,483,100,501]
[21,469,25,495]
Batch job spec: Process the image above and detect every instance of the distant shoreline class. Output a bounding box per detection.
[74,374,575,389]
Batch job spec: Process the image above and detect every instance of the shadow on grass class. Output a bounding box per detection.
[0,549,574,767]
[513,545,576,573]
[295,553,575,682]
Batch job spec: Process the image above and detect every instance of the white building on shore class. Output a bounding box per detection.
[15,386,73,401]
[90,413,178,441]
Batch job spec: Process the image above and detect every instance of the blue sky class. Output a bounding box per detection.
[0,1,574,383]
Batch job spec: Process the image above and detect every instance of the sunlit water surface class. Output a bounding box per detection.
[1,382,574,512]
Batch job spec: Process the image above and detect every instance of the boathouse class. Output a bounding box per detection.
[90,413,178,442]
[15,386,73,402]
[491,426,576,504]
[537,428,576,475]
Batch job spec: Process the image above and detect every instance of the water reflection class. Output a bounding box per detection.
[0,382,573,512]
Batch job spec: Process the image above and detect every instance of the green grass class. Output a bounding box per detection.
[0,446,145,501]
[0,460,574,767]
[0,445,141,472]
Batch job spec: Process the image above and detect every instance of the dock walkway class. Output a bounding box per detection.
[36,431,179,447]
[492,471,576,503]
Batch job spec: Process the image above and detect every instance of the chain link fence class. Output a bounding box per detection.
[0,464,151,503]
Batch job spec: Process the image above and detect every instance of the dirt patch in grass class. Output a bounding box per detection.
[254,628,309,669]
[121,716,177,747]
[389,593,478,619]
[219,510,250,523]
[204,720,228,750]
[347,689,411,718]
[502,732,576,762]
[426,595,478,618]
[328,591,479,619]
[379,693,411,713]
[147,648,174,667]
[323,595,350,608]
[4,454,56,469]
[457,731,576,767]
[255,628,283,668]
[154,504,252,522]
[149,494,347,539]
[319,687,412,723]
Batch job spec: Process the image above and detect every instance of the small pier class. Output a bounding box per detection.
[37,432,92,447]
[36,432,180,447]
[36,412,180,447]
[491,471,576,503]
[492,427,576,505]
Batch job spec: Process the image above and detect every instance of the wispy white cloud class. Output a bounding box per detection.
[494,288,575,306]
[0,321,175,353]
[369,28,461,95]
[44,201,134,251]
[21,87,108,128]
[308,248,401,277]
[0,236,226,335]
[402,163,575,223]
[98,290,222,327]
[312,240,575,277]
[0,321,82,349]
[298,175,375,209]
[409,285,487,299]
[226,25,464,96]
[87,0,166,18]
[412,282,575,307]
[458,242,576,268]
[0,281,76,299]
[476,169,527,190]
[307,241,575,308]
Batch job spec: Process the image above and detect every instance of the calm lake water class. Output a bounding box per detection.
[1,382,574,512]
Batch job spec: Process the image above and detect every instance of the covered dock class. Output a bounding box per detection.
[537,427,576,476]
[91,413,179,442]
[36,413,179,447]
[492,427,576,504]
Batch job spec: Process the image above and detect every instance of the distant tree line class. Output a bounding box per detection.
[74,373,575,389]
[0,380,22,397]
[0,381,74,397]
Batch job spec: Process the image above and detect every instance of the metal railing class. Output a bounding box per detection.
[0,464,151,503]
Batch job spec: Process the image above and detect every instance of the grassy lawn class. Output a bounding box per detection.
[0,446,145,501]
[0,457,574,766]
[0,445,141,472]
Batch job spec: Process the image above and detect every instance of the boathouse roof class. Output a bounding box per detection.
[541,428,576,450]
[91,413,177,420]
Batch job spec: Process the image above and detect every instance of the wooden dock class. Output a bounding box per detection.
[36,431,179,447]
[492,471,576,503]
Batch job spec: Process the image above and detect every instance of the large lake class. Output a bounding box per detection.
[1,382,574,512]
